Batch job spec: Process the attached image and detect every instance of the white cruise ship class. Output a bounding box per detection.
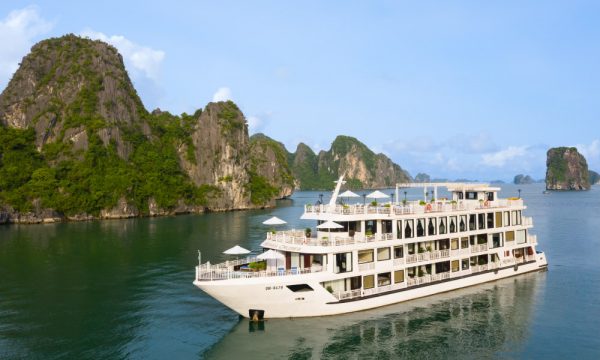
[194,176,547,319]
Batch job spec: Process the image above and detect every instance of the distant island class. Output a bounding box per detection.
[545,147,590,190]
[0,35,411,224]
[513,174,534,185]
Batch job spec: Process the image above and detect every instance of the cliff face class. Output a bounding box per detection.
[290,135,411,190]
[545,147,590,190]
[0,34,145,156]
[0,35,279,223]
[248,133,295,199]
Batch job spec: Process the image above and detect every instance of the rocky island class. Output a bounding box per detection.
[545,147,590,190]
[0,35,411,224]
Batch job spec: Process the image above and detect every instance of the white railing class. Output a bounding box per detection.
[523,217,533,226]
[304,198,523,217]
[265,230,398,248]
[196,258,324,281]
[472,244,488,253]
[527,234,537,244]
[358,262,375,271]
[334,289,362,300]
[393,258,405,266]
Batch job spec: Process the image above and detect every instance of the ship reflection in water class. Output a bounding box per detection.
[204,272,544,359]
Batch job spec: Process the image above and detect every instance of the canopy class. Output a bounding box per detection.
[317,220,343,229]
[262,216,287,225]
[366,190,390,199]
[257,249,285,260]
[223,245,251,255]
[339,190,359,198]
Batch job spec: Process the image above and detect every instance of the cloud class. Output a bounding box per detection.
[481,146,528,167]
[577,139,600,160]
[212,87,232,102]
[80,29,165,82]
[0,6,53,88]
[246,116,262,134]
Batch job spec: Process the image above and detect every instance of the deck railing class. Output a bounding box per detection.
[195,258,324,281]
[304,198,523,217]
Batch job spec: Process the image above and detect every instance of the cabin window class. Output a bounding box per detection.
[495,212,503,227]
[506,231,515,242]
[407,243,415,255]
[382,220,393,234]
[451,238,459,250]
[478,213,486,230]
[377,247,391,261]
[511,211,518,226]
[461,237,469,249]
[449,216,457,233]
[469,215,476,231]
[428,218,437,236]
[461,259,470,270]
[460,215,467,232]
[394,270,405,283]
[335,252,352,273]
[366,220,377,235]
[516,230,526,244]
[439,217,447,235]
[466,192,477,200]
[350,276,362,290]
[404,219,414,238]
[287,284,314,292]
[358,249,374,264]
[377,273,392,286]
[504,211,510,226]
[363,275,375,289]
[492,233,503,248]
[457,192,464,200]
[394,246,404,259]
[417,218,425,237]
[487,213,494,228]
[517,211,522,225]
[487,192,494,201]
[451,260,460,272]
[396,220,403,239]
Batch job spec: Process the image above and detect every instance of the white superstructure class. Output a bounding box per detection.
[194,176,547,319]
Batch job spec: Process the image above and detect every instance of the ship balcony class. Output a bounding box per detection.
[195,256,324,281]
[265,229,394,247]
[304,198,524,218]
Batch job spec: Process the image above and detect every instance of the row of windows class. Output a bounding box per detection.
[342,230,527,270]
[390,210,523,238]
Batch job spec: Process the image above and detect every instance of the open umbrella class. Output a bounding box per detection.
[317,220,343,229]
[223,245,251,255]
[339,190,359,198]
[257,249,286,272]
[257,249,285,260]
[366,190,390,199]
[262,216,287,225]
[316,220,343,244]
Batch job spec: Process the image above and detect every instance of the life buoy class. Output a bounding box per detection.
[425,204,432,212]
[484,200,489,207]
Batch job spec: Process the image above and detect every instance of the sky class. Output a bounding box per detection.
[1,1,599,181]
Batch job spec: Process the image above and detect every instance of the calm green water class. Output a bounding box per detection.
[1,185,599,359]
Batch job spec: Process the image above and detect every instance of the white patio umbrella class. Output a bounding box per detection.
[223,245,251,255]
[366,190,390,199]
[317,220,343,244]
[257,249,286,271]
[339,190,359,198]
[317,220,344,229]
[262,216,287,225]
[339,190,359,205]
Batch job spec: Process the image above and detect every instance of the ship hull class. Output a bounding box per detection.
[194,252,547,319]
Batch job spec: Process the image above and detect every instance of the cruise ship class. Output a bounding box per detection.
[194,176,548,319]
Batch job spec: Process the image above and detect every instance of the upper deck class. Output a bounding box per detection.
[302,197,524,221]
